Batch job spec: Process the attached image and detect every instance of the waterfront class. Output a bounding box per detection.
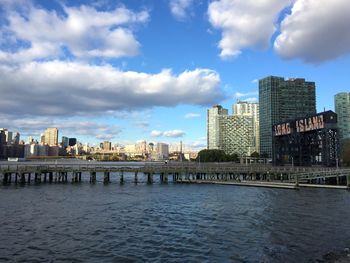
[0,181,349,262]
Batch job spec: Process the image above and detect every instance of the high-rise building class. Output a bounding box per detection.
[207,104,256,156]
[157,143,169,160]
[0,128,13,144]
[13,132,20,145]
[40,133,45,144]
[259,76,316,157]
[0,130,6,146]
[62,136,69,148]
[69,138,77,147]
[44,128,58,146]
[136,140,147,155]
[233,101,260,153]
[148,142,155,153]
[335,92,350,142]
[219,115,255,155]
[27,136,34,144]
[103,141,112,151]
[207,105,228,149]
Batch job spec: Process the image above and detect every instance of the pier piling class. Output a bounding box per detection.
[147,172,153,184]
[134,172,138,184]
[90,171,96,183]
[20,173,25,184]
[120,171,124,184]
[104,172,110,184]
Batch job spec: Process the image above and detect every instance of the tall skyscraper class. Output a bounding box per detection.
[233,101,260,153]
[259,76,316,157]
[44,128,58,146]
[207,105,228,149]
[335,92,350,142]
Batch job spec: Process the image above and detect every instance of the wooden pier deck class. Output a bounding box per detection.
[0,161,349,190]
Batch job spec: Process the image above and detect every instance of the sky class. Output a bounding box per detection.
[1,0,350,150]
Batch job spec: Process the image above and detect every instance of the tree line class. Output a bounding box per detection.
[196,149,263,162]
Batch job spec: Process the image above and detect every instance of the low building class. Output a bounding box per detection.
[24,144,38,158]
[272,111,339,166]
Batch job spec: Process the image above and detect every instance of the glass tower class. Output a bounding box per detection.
[335,92,350,142]
[259,76,316,157]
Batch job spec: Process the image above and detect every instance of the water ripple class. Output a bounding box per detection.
[0,184,350,262]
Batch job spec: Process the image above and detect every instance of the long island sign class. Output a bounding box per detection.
[273,111,337,137]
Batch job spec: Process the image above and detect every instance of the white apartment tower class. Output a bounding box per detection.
[44,128,58,146]
[207,105,228,149]
[218,115,255,156]
[335,92,350,142]
[233,101,260,153]
[207,104,256,156]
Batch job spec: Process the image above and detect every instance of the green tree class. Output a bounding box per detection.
[227,153,239,162]
[250,151,260,158]
[196,149,227,162]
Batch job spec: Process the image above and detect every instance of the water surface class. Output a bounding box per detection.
[0,181,349,262]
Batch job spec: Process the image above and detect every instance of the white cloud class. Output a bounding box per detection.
[234,91,258,98]
[151,130,163,137]
[163,130,186,138]
[184,113,201,119]
[170,0,193,20]
[185,136,207,151]
[0,3,149,62]
[134,121,149,128]
[0,61,224,117]
[274,0,350,63]
[151,129,186,138]
[251,79,258,83]
[1,116,121,141]
[208,0,290,59]
[243,97,258,103]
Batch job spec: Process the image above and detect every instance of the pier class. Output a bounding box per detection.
[0,161,349,190]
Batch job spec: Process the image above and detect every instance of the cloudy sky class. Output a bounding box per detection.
[1,0,350,149]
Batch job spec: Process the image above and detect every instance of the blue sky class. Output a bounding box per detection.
[1,0,350,150]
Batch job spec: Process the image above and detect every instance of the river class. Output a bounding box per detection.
[0,180,349,262]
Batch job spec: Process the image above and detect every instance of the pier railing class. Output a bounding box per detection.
[0,162,349,188]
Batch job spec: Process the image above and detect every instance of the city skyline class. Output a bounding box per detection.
[1,0,350,148]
